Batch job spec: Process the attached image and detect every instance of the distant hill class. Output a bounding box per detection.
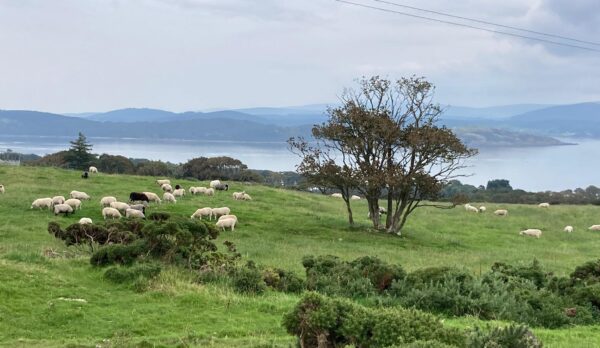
[507,103,600,137]
[453,128,570,148]
[443,104,550,120]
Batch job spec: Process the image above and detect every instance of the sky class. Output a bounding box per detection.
[0,0,599,113]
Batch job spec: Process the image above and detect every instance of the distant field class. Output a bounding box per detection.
[1,166,600,347]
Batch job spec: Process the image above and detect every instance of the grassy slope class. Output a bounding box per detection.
[1,166,600,347]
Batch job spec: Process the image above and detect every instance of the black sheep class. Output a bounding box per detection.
[129,192,149,203]
[215,183,229,191]
[81,171,89,179]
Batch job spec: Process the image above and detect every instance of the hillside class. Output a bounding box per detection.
[508,102,600,136]
[1,166,600,346]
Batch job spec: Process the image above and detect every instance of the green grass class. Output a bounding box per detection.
[1,165,600,347]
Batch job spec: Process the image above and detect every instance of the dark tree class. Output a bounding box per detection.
[182,156,255,181]
[97,154,136,174]
[486,179,513,192]
[290,76,476,234]
[65,132,96,170]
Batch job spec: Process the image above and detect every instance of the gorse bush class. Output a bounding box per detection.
[467,325,542,348]
[104,263,162,284]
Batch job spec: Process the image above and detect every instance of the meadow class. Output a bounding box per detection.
[1,166,600,347]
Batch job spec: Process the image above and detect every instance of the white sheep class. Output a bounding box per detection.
[143,192,162,204]
[350,195,361,200]
[204,188,215,196]
[0,184,5,194]
[52,196,66,205]
[53,203,74,216]
[218,214,238,222]
[31,198,53,210]
[564,225,574,233]
[520,228,542,238]
[464,204,479,213]
[79,217,93,225]
[125,208,145,219]
[110,201,131,213]
[191,207,213,220]
[161,184,173,193]
[163,192,177,203]
[156,179,170,186]
[479,206,486,212]
[216,217,236,231]
[494,209,508,216]
[241,193,252,201]
[192,187,208,195]
[89,166,98,174]
[209,180,221,188]
[173,188,186,197]
[588,225,600,231]
[331,193,343,198]
[70,190,90,200]
[64,198,82,210]
[100,196,117,207]
[102,207,122,220]
[233,191,245,200]
[539,202,550,208]
[129,204,146,212]
[211,207,231,219]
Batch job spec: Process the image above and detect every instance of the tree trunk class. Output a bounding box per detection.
[367,196,380,229]
[343,197,354,226]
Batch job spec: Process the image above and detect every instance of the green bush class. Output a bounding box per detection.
[147,212,171,222]
[490,259,548,289]
[104,263,162,284]
[406,267,472,286]
[90,240,146,266]
[467,325,542,348]
[570,259,600,283]
[263,268,305,293]
[232,262,267,295]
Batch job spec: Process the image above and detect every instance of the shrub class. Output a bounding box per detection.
[406,267,473,286]
[467,325,542,348]
[491,259,548,289]
[570,259,600,283]
[104,263,162,284]
[90,240,146,266]
[147,212,171,222]
[232,262,266,294]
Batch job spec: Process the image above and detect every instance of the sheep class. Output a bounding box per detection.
[175,184,182,190]
[173,188,186,197]
[350,195,361,200]
[564,225,574,233]
[110,201,131,213]
[191,207,213,220]
[479,206,486,213]
[64,198,82,210]
[79,217,93,225]
[102,207,122,220]
[233,191,245,200]
[191,187,208,195]
[156,179,170,186]
[163,192,177,203]
[129,192,149,203]
[143,192,162,204]
[588,225,600,231]
[241,193,252,201]
[209,180,221,188]
[204,188,215,196]
[31,198,53,210]
[331,193,343,198]
[89,166,98,174]
[52,196,66,205]
[216,217,236,231]
[161,184,173,193]
[53,203,73,216]
[0,184,4,194]
[464,204,479,213]
[214,183,229,191]
[368,207,388,218]
[129,204,147,212]
[520,228,542,238]
[494,209,508,216]
[218,214,238,222]
[211,207,231,219]
[100,196,117,207]
[70,190,90,200]
[539,202,550,208]
[125,208,145,219]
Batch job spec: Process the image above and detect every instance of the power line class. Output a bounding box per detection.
[335,0,600,53]
[371,0,600,47]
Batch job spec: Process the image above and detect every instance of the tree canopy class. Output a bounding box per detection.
[64,132,96,170]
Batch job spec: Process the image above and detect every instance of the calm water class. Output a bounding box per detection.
[0,135,598,192]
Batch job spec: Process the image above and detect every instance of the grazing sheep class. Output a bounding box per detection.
[191,187,208,195]
[241,193,252,201]
[143,192,162,204]
[218,214,238,222]
[53,203,74,216]
[350,195,361,200]
[209,180,221,188]
[494,209,508,216]
[464,204,479,213]
[216,217,236,231]
[539,202,550,208]
[81,171,89,179]
[79,217,93,225]
[173,188,186,197]
[31,198,53,210]
[89,166,98,174]
[331,193,343,198]
[125,208,145,219]
[129,204,147,212]
[110,201,131,213]
[588,225,600,231]
[233,191,245,200]
[0,184,4,194]
[102,207,122,220]
[479,206,486,213]
[163,192,177,203]
[52,196,66,205]
[70,190,90,200]
[100,196,117,207]
[175,184,181,190]
[520,228,542,238]
[214,183,229,191]
[191,207,213,220]
[204,188,215,196]
[161,184,173,193]
[564,225,574,233]
[65,198,82,210]
[368,207,388,218]
[211,207,231,219]
[129,192,149,203]
[156,179,171,186]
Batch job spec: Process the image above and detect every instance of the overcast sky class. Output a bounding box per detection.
[1,0,599,113]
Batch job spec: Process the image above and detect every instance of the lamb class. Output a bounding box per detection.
[464,204,479,213]
[233,191,245,200]
[70,190,90,200]
[31,198,53,210]
[520,229,542,238]
[241,193,252,201]
[479,206,486,213]
[79,217,93,225]
[218,214,238,222]
[204,188,215,196]
[539,202,550,208]
[350,195,361,200]
[53,203,73,216]
[143,192,162,204]
[331,193,343,198]
[89,166,98,174]
[216,217,236,231]
[209,180,221,188]
[161,184,173,193]
[129,204,147,212]
[588,225,600,231]
[102,207,122,220]
[65,198,82,210]
[173,188,186,197]
[129,192,149,203]
[125,208,145,219]
[494,209,508,216]
[163,192,177,203]
[52,196,66,205]
[564,225,574,233]
[110,201,131,213]
[0,184,4,194]
[211,207,231,219]
[100,196,117,207]
[156,179,170,186]
[191,207,213,220]
[214,183,229,191]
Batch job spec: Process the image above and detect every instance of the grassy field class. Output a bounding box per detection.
[1,165,600,347]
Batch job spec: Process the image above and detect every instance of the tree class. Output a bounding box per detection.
[290,76,476,235]
[486,179,512,192]
[65,132,96,170]
[97,154,136,174]
[182,156,255,181]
